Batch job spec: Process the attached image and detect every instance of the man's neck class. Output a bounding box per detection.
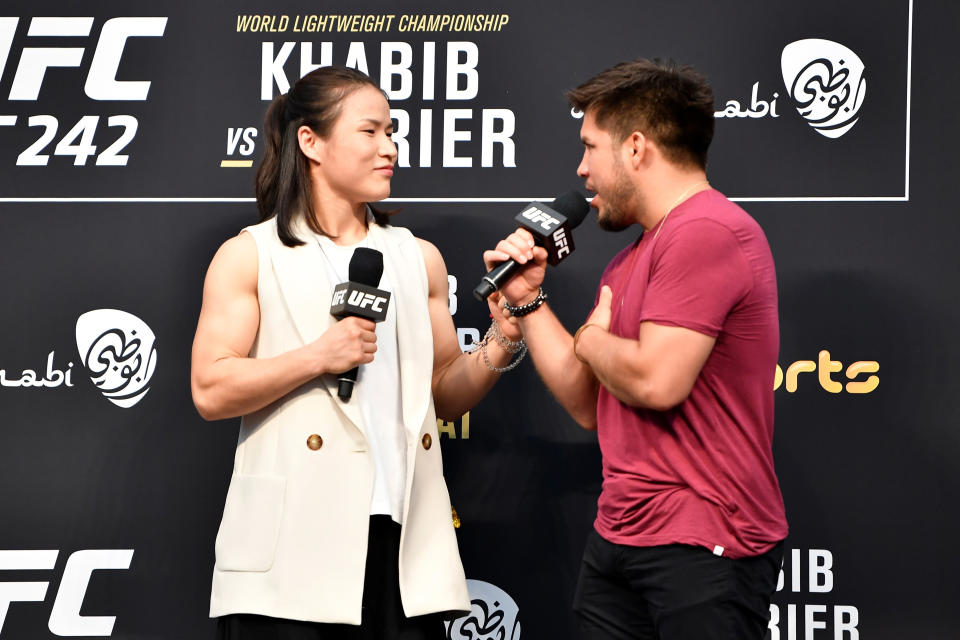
[638,168,710,232]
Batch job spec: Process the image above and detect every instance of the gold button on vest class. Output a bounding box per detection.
[421,433,432,450]
[307,434,323,450]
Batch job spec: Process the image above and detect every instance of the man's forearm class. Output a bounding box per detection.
[576,322,708,412]
[518,304,599,429]
[575,327,655,409]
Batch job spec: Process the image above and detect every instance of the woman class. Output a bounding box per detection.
[190,66,528,639]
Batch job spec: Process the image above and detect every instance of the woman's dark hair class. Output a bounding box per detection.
[256,65,392,247]
[566,58,715,170]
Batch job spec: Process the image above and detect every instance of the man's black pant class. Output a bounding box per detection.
[573,530,783,640]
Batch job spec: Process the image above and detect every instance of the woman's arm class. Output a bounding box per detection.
[418,238,518,421]
[190,232,378,420]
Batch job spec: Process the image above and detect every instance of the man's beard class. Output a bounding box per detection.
[596,159,638,232]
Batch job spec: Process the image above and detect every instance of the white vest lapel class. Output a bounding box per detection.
[267,216,367,439]
[371,223,434,438]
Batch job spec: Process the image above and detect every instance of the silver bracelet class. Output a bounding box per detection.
[468,320,528,372]
[490,320,525,354]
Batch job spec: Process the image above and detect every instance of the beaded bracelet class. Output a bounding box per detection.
[504,287,548,317]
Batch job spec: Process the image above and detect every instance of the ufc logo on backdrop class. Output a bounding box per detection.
[0,17,167,101]
[0,549,134,637]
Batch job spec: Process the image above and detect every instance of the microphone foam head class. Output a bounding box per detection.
[348,247,384,286]
[551,191,590,229]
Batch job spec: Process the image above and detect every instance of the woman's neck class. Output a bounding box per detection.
[310,193,368,245]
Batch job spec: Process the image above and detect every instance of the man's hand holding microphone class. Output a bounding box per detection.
[477,191,589,320]
[477,191,601,428]
[483,228,548,320]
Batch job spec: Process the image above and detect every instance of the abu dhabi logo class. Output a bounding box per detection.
[781,39,866,138]
[714,38,866,140]
[0,309,156,408]
[445,579,521,640]
[75,309,157,408]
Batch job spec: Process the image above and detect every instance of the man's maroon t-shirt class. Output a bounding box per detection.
[593,189,788,558]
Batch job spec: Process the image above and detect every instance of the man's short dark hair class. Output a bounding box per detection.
[566,59,715,169]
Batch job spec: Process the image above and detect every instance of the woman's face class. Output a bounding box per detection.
[311,85,397,204]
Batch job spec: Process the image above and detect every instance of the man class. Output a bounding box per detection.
[484,59,788,639]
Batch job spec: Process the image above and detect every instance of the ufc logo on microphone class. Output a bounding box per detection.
[331,283,390,321]
[519,206,560,231]
[0,549,134,637]
[0,17,168,101]
[348,290,387,312]
[551,227,570,259]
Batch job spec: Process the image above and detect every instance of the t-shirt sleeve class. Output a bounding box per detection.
[639,219,752,337]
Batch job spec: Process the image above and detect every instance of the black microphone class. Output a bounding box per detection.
[473,191,590,300]
[329,247,391,401]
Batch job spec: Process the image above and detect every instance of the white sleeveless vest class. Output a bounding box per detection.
[209,215,470,624]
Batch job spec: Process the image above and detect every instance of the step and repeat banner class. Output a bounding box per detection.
[2,0,957,638]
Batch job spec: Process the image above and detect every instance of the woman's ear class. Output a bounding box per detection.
[297,125,323,163]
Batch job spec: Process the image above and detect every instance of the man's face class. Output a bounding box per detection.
[576,110,637,232]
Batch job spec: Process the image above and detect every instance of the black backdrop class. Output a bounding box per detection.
[1,1,958,638]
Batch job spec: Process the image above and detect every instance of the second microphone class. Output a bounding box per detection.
[473,191,590,300]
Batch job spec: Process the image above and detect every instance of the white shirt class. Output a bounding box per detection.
[315,232,407,523]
